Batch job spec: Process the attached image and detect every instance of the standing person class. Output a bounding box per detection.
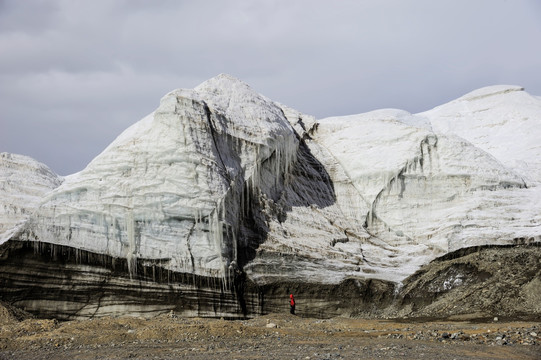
[289,294,295,315]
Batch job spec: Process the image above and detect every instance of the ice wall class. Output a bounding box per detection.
[0,153,62,244]
[421,85,541,184]
[4,77,541,289]
[309,89,541,282]
[16,74,300,284]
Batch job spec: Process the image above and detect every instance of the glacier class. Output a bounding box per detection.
[1,74,540,319]
[0,153,63,243]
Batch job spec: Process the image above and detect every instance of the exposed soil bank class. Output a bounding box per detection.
[392,244,541,320]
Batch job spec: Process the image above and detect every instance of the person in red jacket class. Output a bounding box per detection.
[289,294,295,315]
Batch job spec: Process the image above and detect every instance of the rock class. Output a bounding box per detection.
[265,319,278,328]
[395,246,541,319]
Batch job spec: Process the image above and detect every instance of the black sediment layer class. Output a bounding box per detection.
[0,240,395,320]
[1,240,539,320]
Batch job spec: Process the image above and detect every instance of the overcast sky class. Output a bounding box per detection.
[1,0,540,175]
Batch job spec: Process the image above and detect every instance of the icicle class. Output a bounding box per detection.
[221,198,226,225]
[126,211,136,278]
[208,200,227,291]
[251,144,261,192]
[275,145,281,188]
[284,142,291,183]
[240,179,245,218]
[245,181,250,218]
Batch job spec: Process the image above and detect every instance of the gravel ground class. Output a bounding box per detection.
[1,312,539,360]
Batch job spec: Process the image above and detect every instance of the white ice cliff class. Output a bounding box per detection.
[0,153,62,243]
[3,76,541,289]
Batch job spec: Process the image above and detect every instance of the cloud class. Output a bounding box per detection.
[1,0,540,175]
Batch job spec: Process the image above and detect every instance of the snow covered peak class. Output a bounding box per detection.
[194,73,251,94]
[419,85,541,184]
[0,153,60,182]
[0,153,62,243]
[457,84,524,102]
[193,73,273,114]
[194,74,292,140]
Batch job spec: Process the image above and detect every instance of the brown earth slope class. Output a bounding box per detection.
[390,245,541,320]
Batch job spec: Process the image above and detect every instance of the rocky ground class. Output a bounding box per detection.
[388,245,541,319]
[1,305,539,360]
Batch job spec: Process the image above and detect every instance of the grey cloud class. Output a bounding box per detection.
[0,0,61,33]
[1,0,540,175]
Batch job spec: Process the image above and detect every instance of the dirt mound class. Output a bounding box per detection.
[0,301,33,325]
[395,245,541,319]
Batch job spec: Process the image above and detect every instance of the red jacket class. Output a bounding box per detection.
[290,294,295,306]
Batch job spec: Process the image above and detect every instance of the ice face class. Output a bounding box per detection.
[0,153,63,244]
[420,85,541,184]
[14,75,300,286]
[4,76,541,287]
